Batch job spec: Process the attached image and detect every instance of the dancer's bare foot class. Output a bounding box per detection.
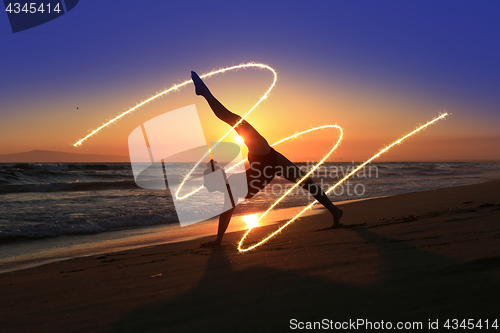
[191,71,211,97]
[200,240,221,248]
[317,208,345,230]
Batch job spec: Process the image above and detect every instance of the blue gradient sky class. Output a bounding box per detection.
[1,1,499,161]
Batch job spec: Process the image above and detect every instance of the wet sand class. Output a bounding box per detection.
[1,180,499,332]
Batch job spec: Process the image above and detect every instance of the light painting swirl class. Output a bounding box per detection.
[73,63,448,253]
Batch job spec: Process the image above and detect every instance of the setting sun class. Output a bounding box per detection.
[236,135,245,145]
[242,214,259,229]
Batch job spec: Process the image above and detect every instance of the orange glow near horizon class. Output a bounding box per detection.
[1,63,494,161]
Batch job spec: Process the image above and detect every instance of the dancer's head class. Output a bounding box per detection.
[203,160,227,192]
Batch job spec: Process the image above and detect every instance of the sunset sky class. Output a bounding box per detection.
[1,1,499,162]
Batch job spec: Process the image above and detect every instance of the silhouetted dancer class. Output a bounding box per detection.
[192,71,343,247]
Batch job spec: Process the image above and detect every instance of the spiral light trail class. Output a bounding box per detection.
[73,63,448,253]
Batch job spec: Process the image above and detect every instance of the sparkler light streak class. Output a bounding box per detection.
[73,62,448,253]
[73,63,277,147]
[237,112,448,252]
[176,125,343,200]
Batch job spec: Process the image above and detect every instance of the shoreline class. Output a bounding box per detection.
[1,179,499,332]
[0,196,377,275]
[1,176,497,275]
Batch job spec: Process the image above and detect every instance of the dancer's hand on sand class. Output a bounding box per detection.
[191,71,211,97]
[333,208,343,227]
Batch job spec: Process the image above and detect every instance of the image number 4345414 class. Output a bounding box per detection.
[3,0,79,33]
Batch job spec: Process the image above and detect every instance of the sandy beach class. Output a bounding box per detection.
[1,180,499,332]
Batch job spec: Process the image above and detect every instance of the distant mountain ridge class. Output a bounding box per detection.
[0,150,129,163]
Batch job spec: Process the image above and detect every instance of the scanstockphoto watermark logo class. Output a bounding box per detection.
[128,105,248,227]
[3,0,79,33]
[249,162,379,198]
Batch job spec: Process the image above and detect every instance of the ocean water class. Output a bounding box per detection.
[0,161,499,272]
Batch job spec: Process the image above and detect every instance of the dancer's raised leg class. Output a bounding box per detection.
[191,71,270,155]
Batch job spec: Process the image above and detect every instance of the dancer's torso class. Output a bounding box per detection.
[245,147,278,199]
